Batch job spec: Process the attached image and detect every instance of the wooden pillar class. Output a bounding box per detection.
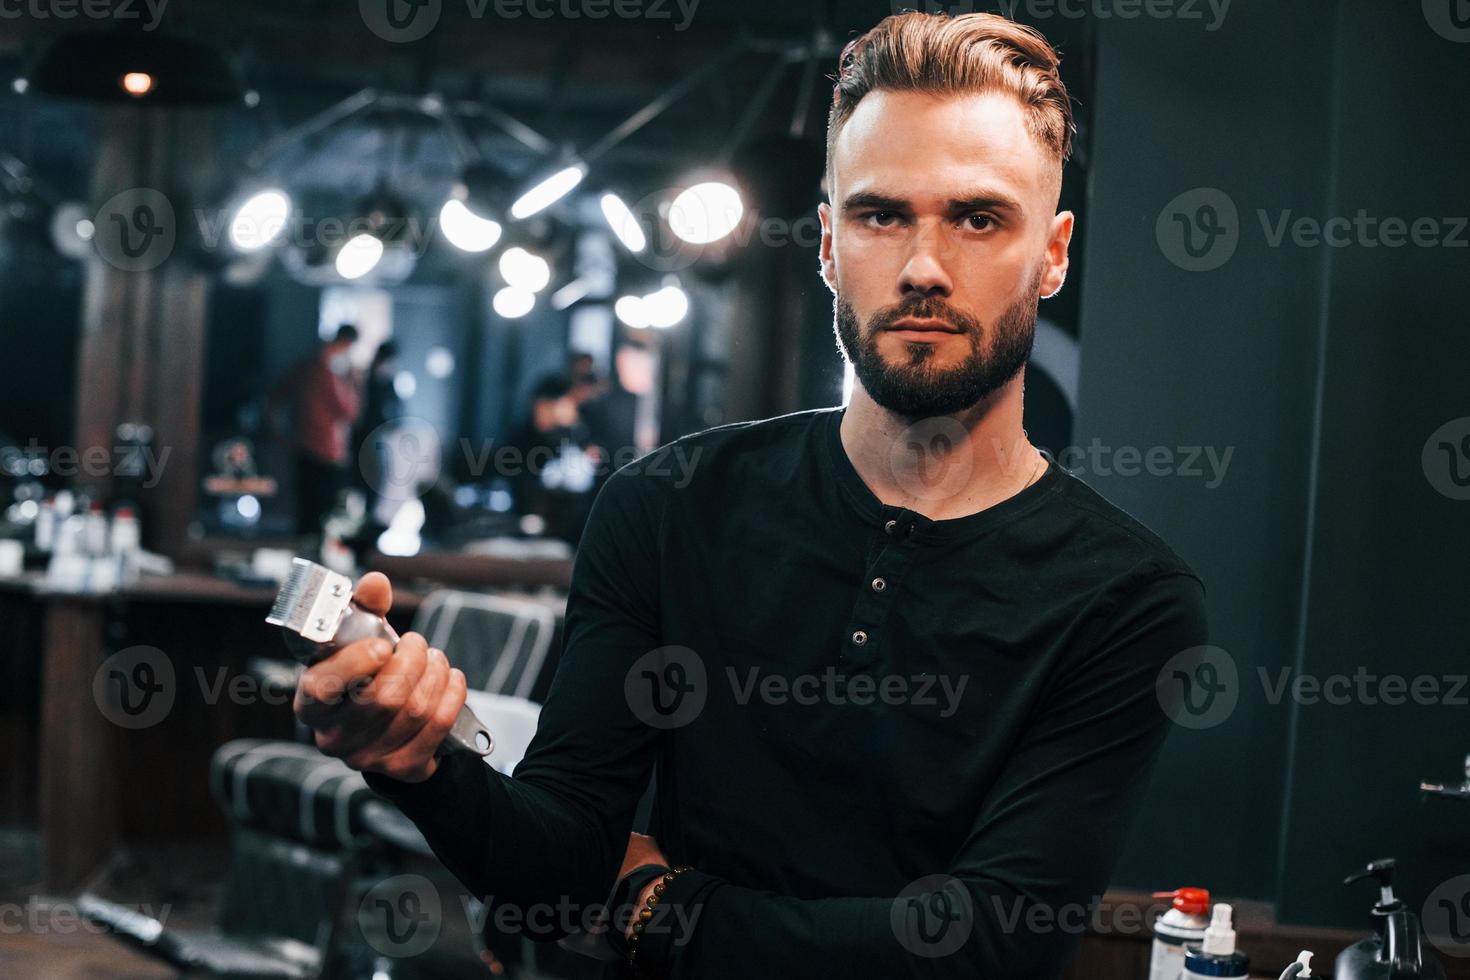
[75,105,216,556]
[38,104,218,889]
[36,597,111,891]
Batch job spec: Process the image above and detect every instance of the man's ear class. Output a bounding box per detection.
[1040,210,1074,300]
[817,201,837,295]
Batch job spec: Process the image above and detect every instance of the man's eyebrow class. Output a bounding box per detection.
[840,192,909,213]
[946,191,1024,216]
[840,190,1025,215]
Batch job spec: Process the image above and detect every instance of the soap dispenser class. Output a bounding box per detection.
[1278,950,1314,980]
[1335,858,1446,980]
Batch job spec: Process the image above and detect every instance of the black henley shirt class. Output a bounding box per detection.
[364,404,1209,979]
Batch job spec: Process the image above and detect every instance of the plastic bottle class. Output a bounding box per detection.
[35,496,56,552]
[1149,887,1211,980]
[46,509,89,591]
[1182,903,1249,980]
[82,502,109,556]
[110,506,141,584]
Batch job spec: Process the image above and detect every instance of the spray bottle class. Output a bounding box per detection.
[1182,903,1249,980]
[1149,887,1212,980]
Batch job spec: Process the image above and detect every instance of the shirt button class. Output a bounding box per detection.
[871,577,887,592]
[884,519,897,535]
[851,629,869,646]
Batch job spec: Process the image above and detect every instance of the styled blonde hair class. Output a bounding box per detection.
[827,11,1075,192]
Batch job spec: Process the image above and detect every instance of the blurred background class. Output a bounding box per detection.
[0,0,1467,977]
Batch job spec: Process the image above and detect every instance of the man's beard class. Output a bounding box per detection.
[834,265,1042,419]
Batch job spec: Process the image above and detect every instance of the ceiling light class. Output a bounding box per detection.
[335,233,384,280]
[439,198,501,253]
[498,246,551,292]
[600,192,646,253]
[25,28,243,105]
[668,180,743,244]
[643,283,689,328]
[228,189,291,252]
[614,294,649,329]
[493,286,535,318]
[510,163,586,220]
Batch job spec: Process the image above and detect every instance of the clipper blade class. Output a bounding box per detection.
[266,557,355,644]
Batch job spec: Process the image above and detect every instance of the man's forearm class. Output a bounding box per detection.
[363,752,629,934]
[616,871,1079,980]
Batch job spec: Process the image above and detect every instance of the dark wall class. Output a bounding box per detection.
[1075,0,1468,928]
[1273,0,1470,928]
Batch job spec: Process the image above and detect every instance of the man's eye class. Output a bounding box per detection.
[964,213,997,231]
[863,211,900,227]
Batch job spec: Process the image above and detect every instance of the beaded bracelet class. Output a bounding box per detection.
[625,865,693,973]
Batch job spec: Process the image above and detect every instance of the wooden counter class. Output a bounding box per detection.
[1,554,570,892]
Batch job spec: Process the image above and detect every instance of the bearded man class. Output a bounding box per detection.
[294,11,1208,978]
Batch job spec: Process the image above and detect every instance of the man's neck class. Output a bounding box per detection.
[838,376,1042,522]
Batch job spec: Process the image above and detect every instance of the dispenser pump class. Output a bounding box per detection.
[1201,903,1238,956]
[1343,859,1401,911]
[1335,857,1446,980]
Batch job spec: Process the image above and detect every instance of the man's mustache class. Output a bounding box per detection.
[867,297,982,335]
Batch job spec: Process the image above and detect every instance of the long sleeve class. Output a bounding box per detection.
[636,568,1208,980]
[364,465,668,930]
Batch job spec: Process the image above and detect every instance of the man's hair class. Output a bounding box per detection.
[826,11,1075,193]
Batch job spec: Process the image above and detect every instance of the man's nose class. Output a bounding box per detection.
[898,233,954,298]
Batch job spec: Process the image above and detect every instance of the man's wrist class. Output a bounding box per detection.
[628,878,662,937]
[607,864,671,959]
[622,867,711,979]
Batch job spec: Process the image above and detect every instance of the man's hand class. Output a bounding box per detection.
[618,832,669,940]
[292,572,468,783]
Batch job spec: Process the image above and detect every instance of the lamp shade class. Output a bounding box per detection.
[27,28,241,105]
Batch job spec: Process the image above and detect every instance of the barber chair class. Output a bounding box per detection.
[80,589,560,978]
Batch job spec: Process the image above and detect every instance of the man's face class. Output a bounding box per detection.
[819,89,1073,419]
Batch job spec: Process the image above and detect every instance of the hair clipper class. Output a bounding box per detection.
[267,557,493,757]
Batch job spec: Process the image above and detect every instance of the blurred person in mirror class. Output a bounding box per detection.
[352,340,407,528]
[270,324,363,538]
[567,349,606,408]
[579,335,657,497]
[505,373,594,543]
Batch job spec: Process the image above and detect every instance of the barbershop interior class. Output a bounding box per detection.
[0,1,1467,978]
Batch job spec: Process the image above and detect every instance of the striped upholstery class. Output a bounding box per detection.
[210,739,375,850]
[413,590,563,701]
